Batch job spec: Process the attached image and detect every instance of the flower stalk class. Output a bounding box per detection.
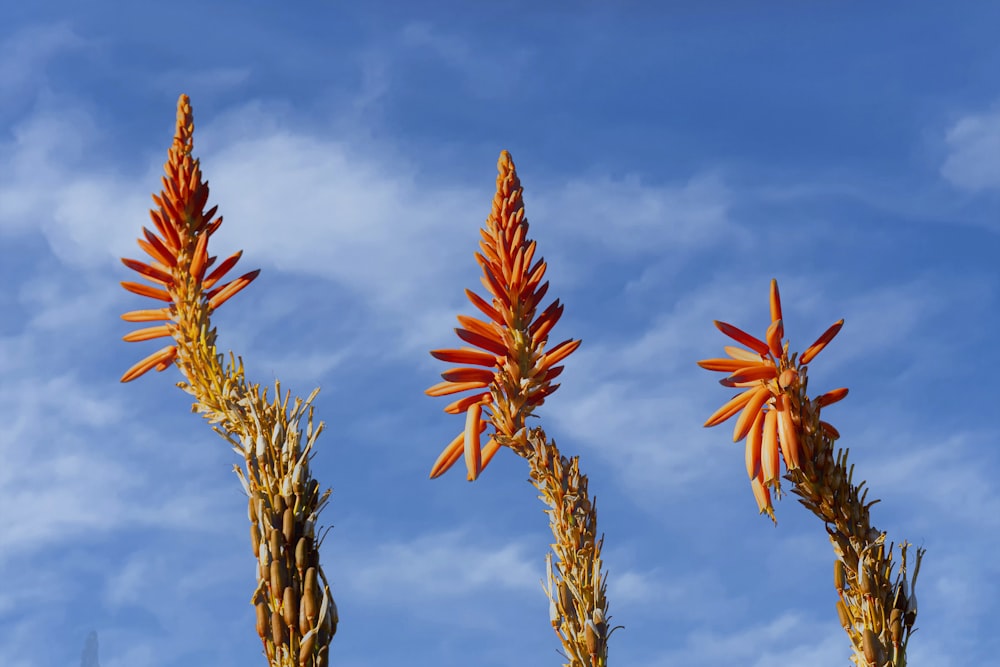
[426,151,617,666]
[119,95,336,667]
[700,279,923,666]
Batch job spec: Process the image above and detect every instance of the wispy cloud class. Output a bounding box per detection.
[344,529,538,601]
[0,22,86,97]
[941,105,1000,191]
[400,21,534,99]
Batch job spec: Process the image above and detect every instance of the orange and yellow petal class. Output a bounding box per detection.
[733,386,773,442]
[775,394,801,470]
[122,324,174,343]
[426,380,492,397]
[121,308,172,322]
[698,357,754,372]
[800,319,845,364]
[765,318,784,358]
[537,338,581,372]
[714,320,770,357]
[443,392,492,415]
[726,363,778,385]
[816,387,849,408]
[431,348,499,367]
[724,345,762,362]
[464,402,484,481]
[121,345,178,383]
[769,279,783,324]
[704,387,760,428]
[202,250,244,289]
[206,269,260,310]
[761,408,780,485]
[121,258,174,285]
[745,408,766,479]
[750,465,775,521]
[429,431,466,479]
[455,327,508,357]
[121,281,173,302]
[440,367,497,384]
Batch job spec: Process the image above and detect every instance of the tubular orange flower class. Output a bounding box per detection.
[427,151,579,481]
[119,94,259,382]
[699,278,847,519]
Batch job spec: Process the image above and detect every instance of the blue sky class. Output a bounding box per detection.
[1,4,998,666]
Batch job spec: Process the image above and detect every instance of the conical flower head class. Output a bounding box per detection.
[119,94,259,382]
[426,151,580,481]
[698,279,848,520]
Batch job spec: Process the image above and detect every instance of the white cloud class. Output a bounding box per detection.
[400,22,534,99]
[0,101,152,267]
[0,22,85,96]
[345,529,537,600]
[638,612,846,667]
[534,171,739,258]
[941,106,1000,191]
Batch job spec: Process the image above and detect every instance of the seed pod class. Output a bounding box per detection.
[836,599,851,631]
[283,507,296,544]
[316,644,329,667]
[255,601,270,638]
[585,619,599,656]
[251,523,261,556]
[889,608,903,646]
[834,560,846,595]
[862,628,882,665]
[249,497,258,523]
[283,585,298,630]
[303,567,319,628]
[299,589,312,636]
[269,527,282,560]
[858,564,872,597]
[271,609,286,645]
[274,494,287,516]
[299,629,317,666]
[558,584,575,622]
[270,559,288,600]
[295,537,311,573]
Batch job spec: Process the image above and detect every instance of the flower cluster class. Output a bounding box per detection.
[426,151,580,481]
[698,279,847,518]
[120,94,259,383]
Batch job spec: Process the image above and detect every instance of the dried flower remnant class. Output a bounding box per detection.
[118,95,336,667]
[427,152,616,667]
[699,279,924,667]
[426,150,580,481]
